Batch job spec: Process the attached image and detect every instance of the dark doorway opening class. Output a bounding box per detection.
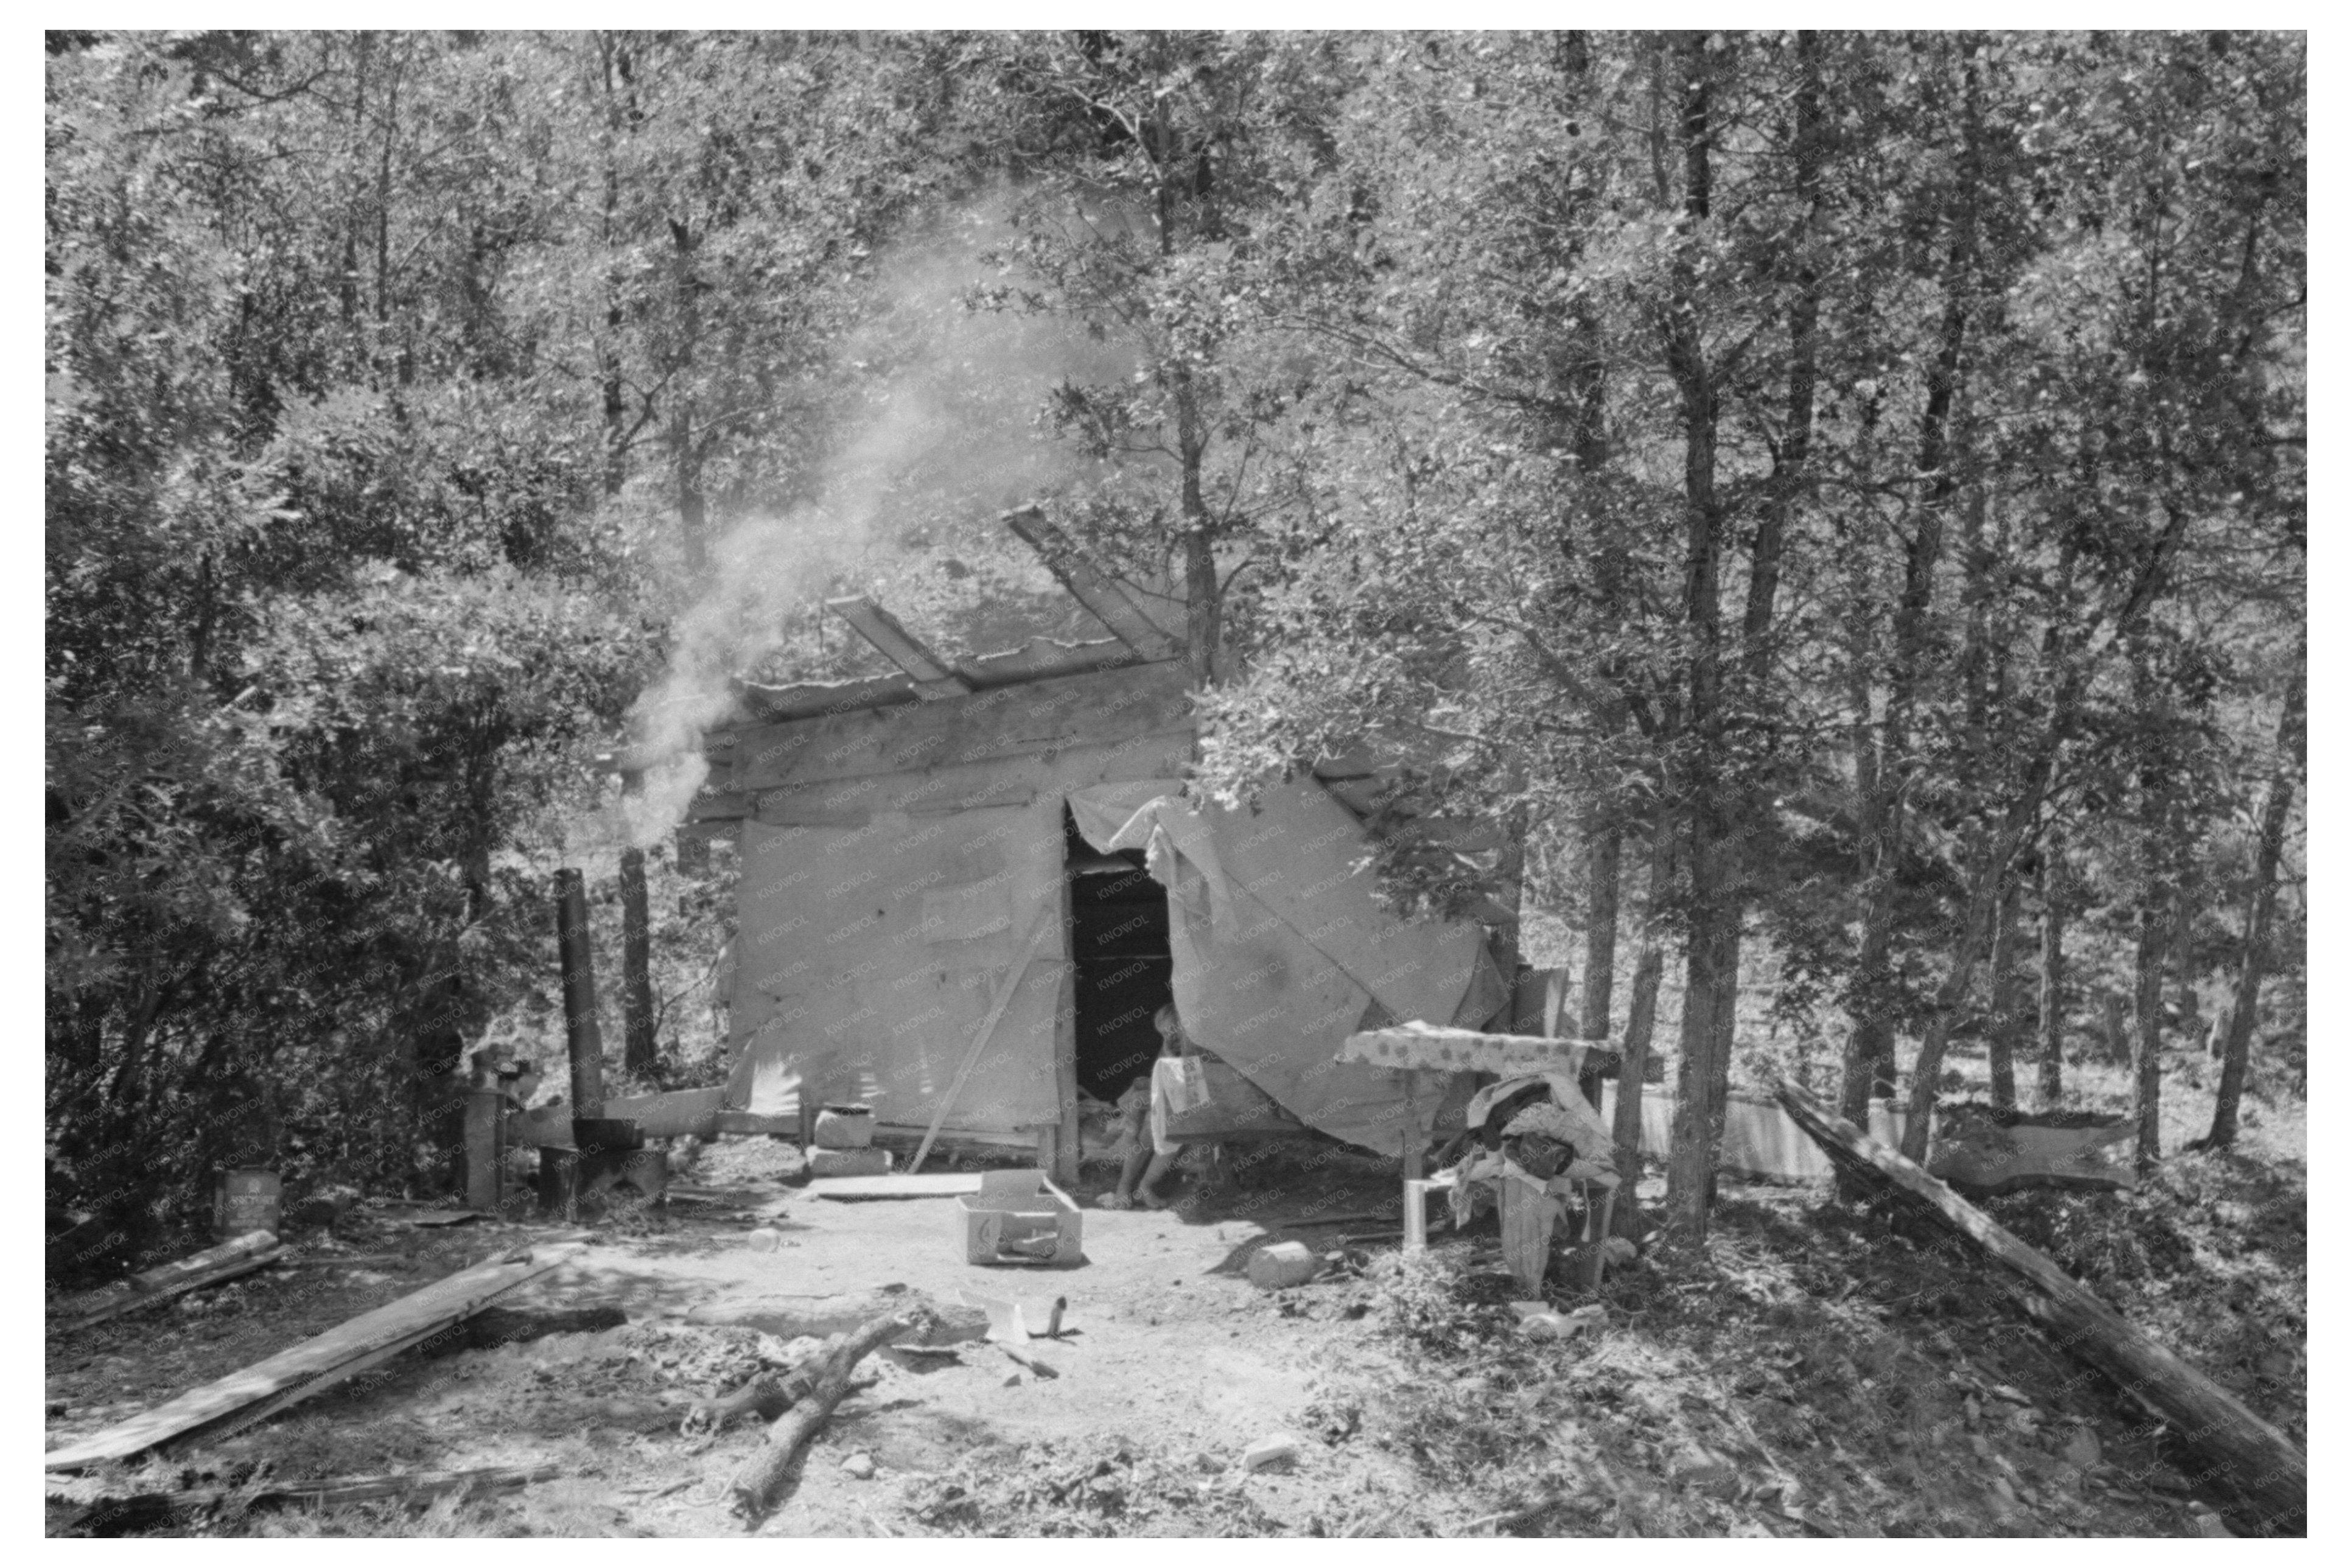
[1064,806,1173,1103]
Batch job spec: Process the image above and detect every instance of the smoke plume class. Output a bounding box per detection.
[598,192,1133,852]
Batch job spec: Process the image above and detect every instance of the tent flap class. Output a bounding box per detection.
[1069,779,1500,1157]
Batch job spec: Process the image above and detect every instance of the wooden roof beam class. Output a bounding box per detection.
[824,596,971,701]
[1002,506,1184,663]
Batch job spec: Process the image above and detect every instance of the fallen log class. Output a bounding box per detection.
[684,1371,797,1435]
[44,1245,576,1470]
[63,1461,562,1536]
[55,1232,288,1334]
[1775,1082,2306,1535]
[684,1340,835,1435]
[730,1309,925,1514]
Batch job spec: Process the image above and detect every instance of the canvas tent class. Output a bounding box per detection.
[677,528,1513,1181]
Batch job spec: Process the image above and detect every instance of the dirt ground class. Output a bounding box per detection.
[45,1130,2304,1538]
[45,1139,1435,1537]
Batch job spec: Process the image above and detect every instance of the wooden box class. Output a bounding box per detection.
[958,1170,1084,1267]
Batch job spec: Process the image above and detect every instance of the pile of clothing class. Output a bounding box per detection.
[1443,1073,1620,1230]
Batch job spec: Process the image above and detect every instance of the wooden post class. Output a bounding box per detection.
[462,1050,504,1213]
[620,847,656,1078]
[1052,865,1080,1186]
[1401,1071,1425,1180]
[553,869,604,1121]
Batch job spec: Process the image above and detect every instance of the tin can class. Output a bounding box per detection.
[214,1169,282,1239]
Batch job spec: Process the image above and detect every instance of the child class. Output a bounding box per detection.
[1102,1004,1194,1209]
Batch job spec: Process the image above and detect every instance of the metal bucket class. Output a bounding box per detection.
[214,1168,282,1239]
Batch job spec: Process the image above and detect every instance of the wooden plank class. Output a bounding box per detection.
[44,1247,575,1470]
[715,1111,799,1137]
[956,635,1149,689]
[807,1174,989,1200]
[1340,1022,1619,1078]
[56,1233,287,1334]
[200,1320,453,1446]
[1003,506,1185,660]
[1776,1083,2306,1534]
[685,790,754,822]
[753,741,1182,828]
[732,672,922,724]
[869,1122,1045,1150]
[719,661,1192,796]
[729,639,1157,729]
[825,595,971,699]
[510,1093,715,1148]
[603,1087,726,1140]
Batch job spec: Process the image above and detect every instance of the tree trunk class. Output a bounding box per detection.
[1176,384,1220,690]
[669,214,706,573]
[2171,879,2202,1057]
[2037,839,2066,1107]
[2133,881,2170,1178]
[1659,32,1733,1242]
[2205,660,2302,1149]
[1488,801,1529,987]
[1611,830,1674,1241]
[598,34,631,499]
[620,846,655,1079]
[1899,718,2067,1162]
[2101,992,2130,1065]
[1896,852,1998,1163]
[1844,37,1984,1123]
[1738,26,1819,690]
[1837,403,1891,1127]
[1580,824,1621,1042]
[1986,870,2019,1113]
[676,446,707,574]
[341,33,369,332]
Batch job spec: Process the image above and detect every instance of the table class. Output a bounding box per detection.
[1343,1022,1625,1292]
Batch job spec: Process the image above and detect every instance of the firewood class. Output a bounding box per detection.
[729,1309,924,1514]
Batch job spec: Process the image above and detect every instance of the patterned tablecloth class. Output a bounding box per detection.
[1339,1021,1615,1079]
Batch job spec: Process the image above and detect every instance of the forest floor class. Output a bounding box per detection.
[44,1088,2305,1539]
